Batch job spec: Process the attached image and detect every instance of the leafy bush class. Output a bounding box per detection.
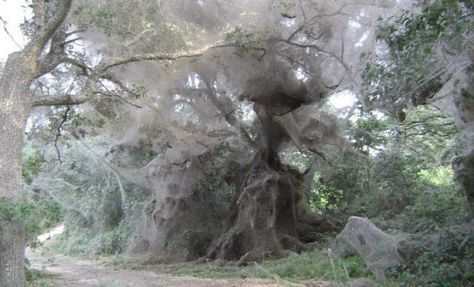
[89,221,133,255]
[21,145,45,185]
[54,219,133,256]
[255,250,371,282]
[397,224,474,286]
[158,248,372,283]
[24,267,52,284]
[0,197,62,242]
[399,187,469,233]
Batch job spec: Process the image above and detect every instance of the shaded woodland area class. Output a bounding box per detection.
[0,0,473,286]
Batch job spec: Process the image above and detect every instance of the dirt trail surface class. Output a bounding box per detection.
[28,249,287,287]
[26,226,283,287]
[26,226,336,287]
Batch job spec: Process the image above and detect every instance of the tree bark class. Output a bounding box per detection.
[206,150,306,262]
[0,52,34,287]
[0,221,26,287]
[452,152,474,218]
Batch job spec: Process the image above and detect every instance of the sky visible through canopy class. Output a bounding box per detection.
[0,0,29,61]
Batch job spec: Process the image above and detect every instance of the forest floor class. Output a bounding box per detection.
[26,226,329,287]
[27,248,287,287]
[28,252,283,287]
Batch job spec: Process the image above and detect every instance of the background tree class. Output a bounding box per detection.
[362,0,474,215]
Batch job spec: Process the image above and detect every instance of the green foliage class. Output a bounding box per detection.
[224,26,257,44]
[22,146,45,185]
[198,140,243,209]
[306,106,456,215]
[23,137,147,256]
[24,267,53,285]
[158,248,372,283]
[379,0,472,52]
[54,220,132,256]
[74,1,147,37]
[309,180,344,211]
[399,186,469,233]
[72,0,198,50]
[52,227,94,255]
[0,197,62,241]
[90,221,133,255]
[309,106,465,225]
[130,84,147,99]
[302,102,471,285]
[254,251,371,282]
[32,199,63,232]
[396,224,474,286]
[362,0,473,110]
[159,143,241,260]
[163,225,214,260]
[418,165,454,187]
[0,197,31,223]
[349,114,390,153]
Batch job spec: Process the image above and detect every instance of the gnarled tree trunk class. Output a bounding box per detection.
[206,149,309,263]
[206,98,328,263]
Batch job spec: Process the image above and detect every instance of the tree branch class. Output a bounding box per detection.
[53,106,71,164]
[276,38,356,85]
[32,0,47,30]
[30,0,73,52]
[32,93,89,107]
[100,43,232,71]
[99,74,142,108]
[64,58,92,76]
[199,73,256,147]
[96,78,142,108]
[0,15,22,49]
[65,29,86,37]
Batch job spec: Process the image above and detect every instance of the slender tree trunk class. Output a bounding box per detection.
[0,52,33,287]
[453,152,474,218]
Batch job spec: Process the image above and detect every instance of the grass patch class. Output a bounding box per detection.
[153,249,373,283]
[158,260,245,278]
[26,268,56,287]
[102,249,408,286]
[256,250,371,281]
[102,255,151,270]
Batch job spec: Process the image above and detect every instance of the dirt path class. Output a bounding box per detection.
[28,248,286,287]
[26,226,282,287]
[29,252,281,287]
[26,227,371,287]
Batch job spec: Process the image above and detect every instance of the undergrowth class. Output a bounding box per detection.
[52,220,133,256]
[106,248,374,284]
[25,268,54,287]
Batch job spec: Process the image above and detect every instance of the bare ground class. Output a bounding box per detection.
[27,247,289,287]
[26,226,335,287]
